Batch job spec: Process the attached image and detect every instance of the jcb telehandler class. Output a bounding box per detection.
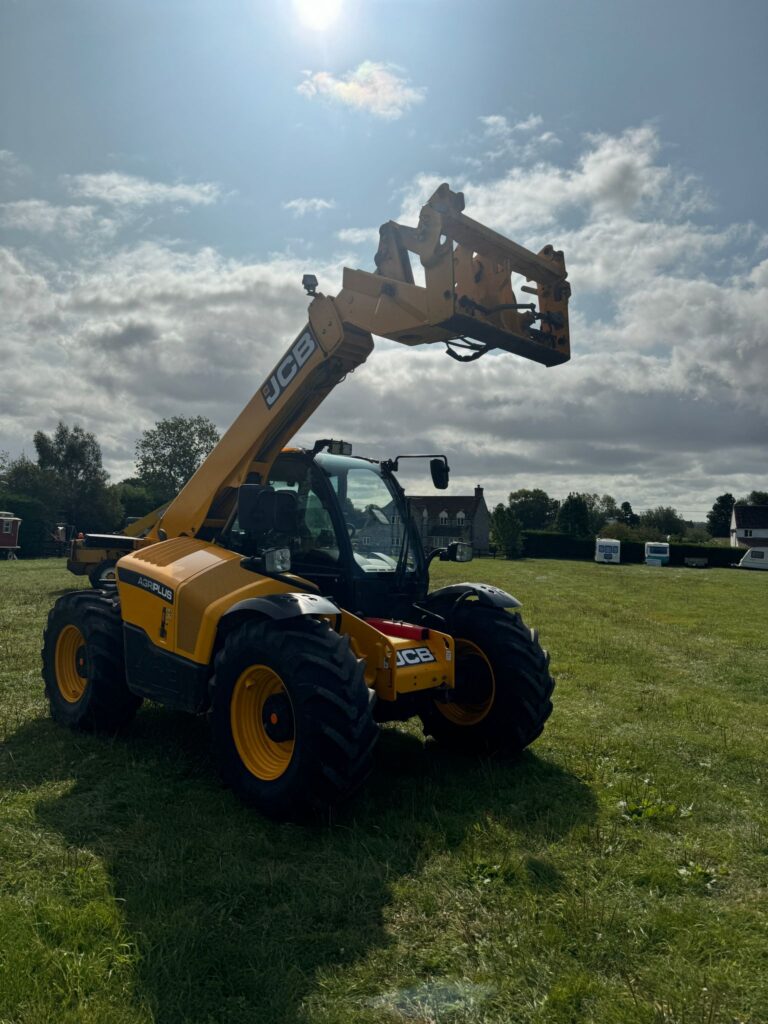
[43,184,571,819]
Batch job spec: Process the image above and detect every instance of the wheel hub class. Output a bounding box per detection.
[262,693,295,743]
[75,644,87,678]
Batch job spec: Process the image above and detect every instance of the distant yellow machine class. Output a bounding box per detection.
[44,185,571,819]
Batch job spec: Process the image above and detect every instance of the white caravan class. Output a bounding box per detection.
[645,541,670,566]
[595,538,621,564]
[736,547,768,570]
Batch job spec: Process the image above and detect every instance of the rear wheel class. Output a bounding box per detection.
[419,605,554,753]
[88,560,117,588]
[210,616,378,819]
[41,590,142,731]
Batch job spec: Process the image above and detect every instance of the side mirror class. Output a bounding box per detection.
[430,457,450,490]
[441,541,473,563]
[237,484,278,534]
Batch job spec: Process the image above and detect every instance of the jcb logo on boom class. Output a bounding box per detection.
[262,330,317,408]
[395,647,436,667]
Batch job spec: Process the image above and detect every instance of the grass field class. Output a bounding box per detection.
[0,557,766,1024]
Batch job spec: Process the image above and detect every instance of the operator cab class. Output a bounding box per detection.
[226,446,428,618]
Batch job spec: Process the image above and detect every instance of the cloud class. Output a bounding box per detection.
[0,149,30,181]
[472,113,560,166]
[0,199,116,239]
[64,172,221,207]
[297,62,425,120]
[2,125,766,514]
[283,197,336,216]
[480,113,543,136]
[336,227,379,245]
[404,125,709,237]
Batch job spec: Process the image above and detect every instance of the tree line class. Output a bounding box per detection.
[2,420,765,560]
[489,488,768,558]
[0,417,219,554]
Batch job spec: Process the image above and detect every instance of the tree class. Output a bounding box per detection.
[706,493,735,537]
[619,500,640,526]
[640,505,685,537]
[111,479,157,521]
[507,488,559,530]
[135,415,220,504]
[582,493,619,534]
[556,493,591,536]
[744,490,768,505]
[32,422,121,532]
[489,503,523,558]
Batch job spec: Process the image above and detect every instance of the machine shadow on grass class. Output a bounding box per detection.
[3,711,596,1024]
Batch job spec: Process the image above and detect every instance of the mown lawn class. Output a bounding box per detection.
[0,557,766,1024]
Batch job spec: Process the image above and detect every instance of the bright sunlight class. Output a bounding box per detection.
[293,0,343,31]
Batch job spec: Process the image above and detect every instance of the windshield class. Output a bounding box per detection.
[315,453,417,574]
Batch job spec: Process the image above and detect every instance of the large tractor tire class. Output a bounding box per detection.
[419,605,554,753]
[41,590,142,731]
[210,616,378,820]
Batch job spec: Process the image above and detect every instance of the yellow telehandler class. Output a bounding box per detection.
[43,184,571,819]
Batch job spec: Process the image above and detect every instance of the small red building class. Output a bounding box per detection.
[0,512,22,559]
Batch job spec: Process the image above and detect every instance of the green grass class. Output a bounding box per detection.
[0,557,766,1024]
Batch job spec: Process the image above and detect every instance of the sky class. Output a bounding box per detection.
[1,0,767,519]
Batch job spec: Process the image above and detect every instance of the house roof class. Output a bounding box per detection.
[732,505,768,529]
[409,495,483,517]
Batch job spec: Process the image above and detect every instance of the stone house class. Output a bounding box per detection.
[358,486,491,556]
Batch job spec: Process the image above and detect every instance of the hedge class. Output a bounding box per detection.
[520,531,747,568]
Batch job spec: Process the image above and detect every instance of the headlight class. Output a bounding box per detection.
[263,547,292,573]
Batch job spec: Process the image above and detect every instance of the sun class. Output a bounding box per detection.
[293,0,343,30]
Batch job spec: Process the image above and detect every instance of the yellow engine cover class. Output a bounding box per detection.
[116,538,300,666]
[115,538,456,701]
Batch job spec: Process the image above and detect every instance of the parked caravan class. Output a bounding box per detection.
[0,511,21,559]
[736,547,768,570]
[645,541,670,566]
[595,538,621,563]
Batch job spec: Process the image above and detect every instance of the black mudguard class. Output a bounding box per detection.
[420,582,521,620]
[221,591,341,623]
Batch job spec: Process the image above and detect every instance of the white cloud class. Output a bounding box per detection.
[0,247,55,320]
[479,113,543,136]
[0,199,116,239]
[2,125,766,514]
[336,227,379,245]
[0,149,29,181]
[297,62,425,120]
[406,125,709,239]
[474,113,559,165]
[64,171,221,207]
[283,197,336,216]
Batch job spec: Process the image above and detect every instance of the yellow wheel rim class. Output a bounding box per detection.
[55,624,88,703]
[230,665,295,781]
[437,638,495,726]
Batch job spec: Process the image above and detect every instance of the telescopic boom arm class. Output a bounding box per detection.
[147,184,571,542]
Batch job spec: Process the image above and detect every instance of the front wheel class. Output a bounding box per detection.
[419,605,554,753]
[41,590,142,731]
[210,616,378,820]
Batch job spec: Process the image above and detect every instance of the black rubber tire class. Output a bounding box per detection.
[88,560,117,588]
[210,616,379,820]
[41,590,142,731]
[419,605,554,753]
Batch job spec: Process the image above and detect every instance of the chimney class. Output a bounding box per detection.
[474,484,483,500]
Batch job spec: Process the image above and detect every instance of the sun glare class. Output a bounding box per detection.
[293,0,343,31]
